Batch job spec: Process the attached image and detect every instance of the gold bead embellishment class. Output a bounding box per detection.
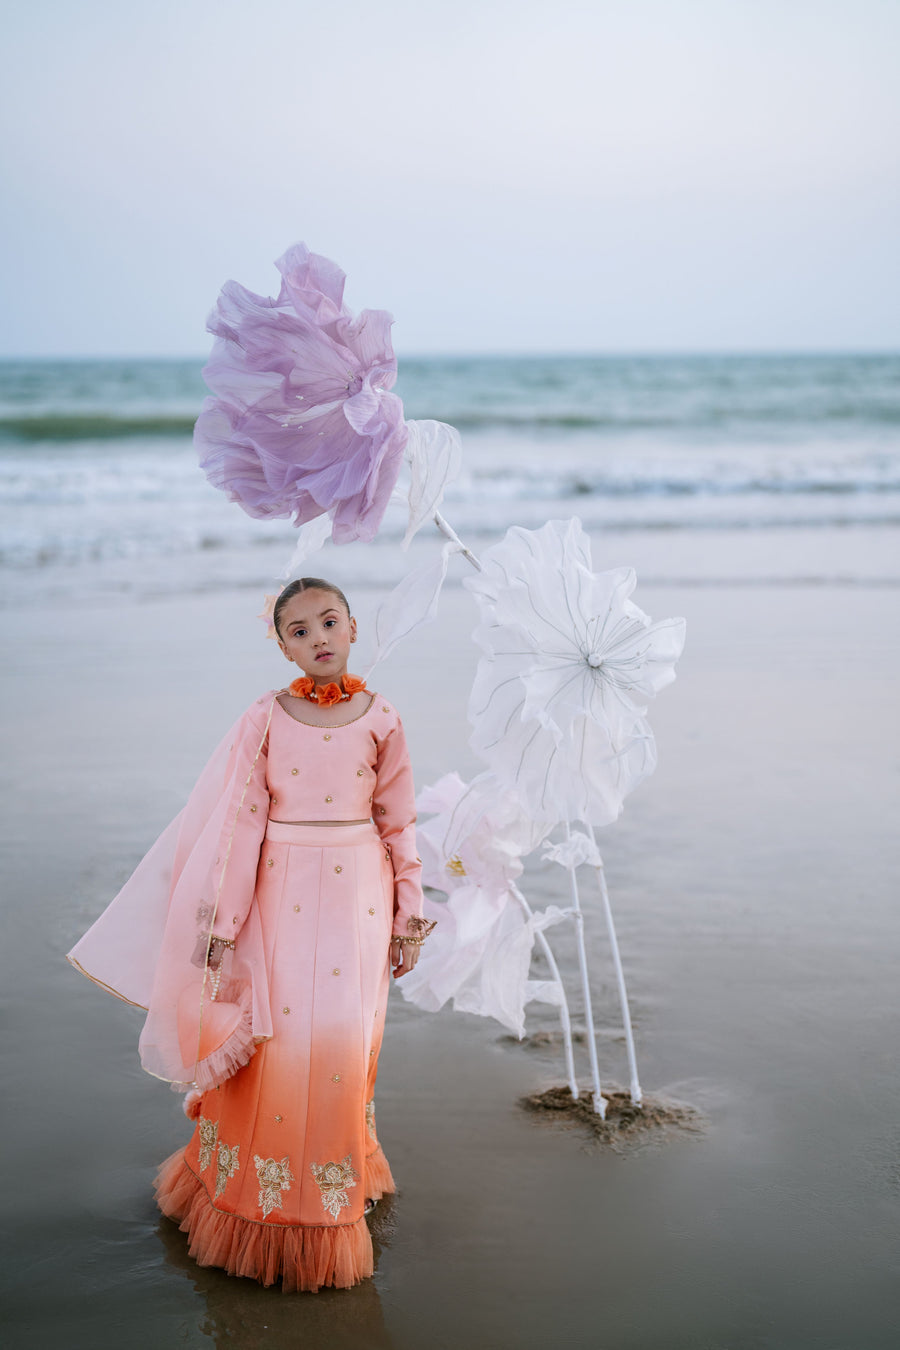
[271,797,277,805]
[357,769,364,776]
[310,1154,357,1219]
[369,1048,375,1057]
[282,1006,290,1014]
[325,795,333,803]
[198,1117,218,1172]
[382,705,389,712]
[232,916,238,925]
[215,1140,240,1199]
[291,768,298,775]
[275,1115,283,1123]
[368,907,375,915]
[379,806,387,814]
[332,967,340,975]
[250,804,258,813]
[323,733,331,741]
[332,1073,341,1082]
[293,904,301,912]
[266,858,274,868]
[334,865,342,874]
[254,1154,294,1220]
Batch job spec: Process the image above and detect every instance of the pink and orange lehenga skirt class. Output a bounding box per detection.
[155,821,396,1292]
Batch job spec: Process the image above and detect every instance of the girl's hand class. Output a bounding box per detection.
[390,937,421,979]
[191,935,228,969]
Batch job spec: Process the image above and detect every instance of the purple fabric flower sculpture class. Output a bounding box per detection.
[194,243,409,544]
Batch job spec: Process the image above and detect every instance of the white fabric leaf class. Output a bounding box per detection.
[530,903,573,933]
[402,419,463,549]
[526,980,565,1007]
[278,512,334,580]
[363,539,461,677]
[541,832,603,870]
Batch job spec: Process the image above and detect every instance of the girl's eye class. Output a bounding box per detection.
[294,628,307,637]
[325,619,336,627]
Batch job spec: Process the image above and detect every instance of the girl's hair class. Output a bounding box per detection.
[273,577,351,640]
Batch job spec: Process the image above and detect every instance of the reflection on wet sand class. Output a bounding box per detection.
[157,1199,397,1350]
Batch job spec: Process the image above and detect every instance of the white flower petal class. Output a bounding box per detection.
[464,518,684,825]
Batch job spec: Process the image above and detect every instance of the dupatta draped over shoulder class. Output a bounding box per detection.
[68,693,279,1092]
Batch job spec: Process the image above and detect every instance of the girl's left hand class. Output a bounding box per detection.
[390,937,420,979]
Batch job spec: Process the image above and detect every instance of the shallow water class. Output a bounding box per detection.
[2,576,899,1348]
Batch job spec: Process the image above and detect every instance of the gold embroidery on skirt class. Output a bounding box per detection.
[198,1117,218,1172]
[365,1098,377,1141]
[254,1155,294,1219]
[215,1141,240,1199]
[310,1156,359,1219]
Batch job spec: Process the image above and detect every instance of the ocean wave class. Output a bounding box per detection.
[425,405,900,432]
[3,404,900,443]
[0,414,198,442]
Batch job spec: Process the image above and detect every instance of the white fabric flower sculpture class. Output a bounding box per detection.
[464,518,686,826]
[400,771,566,1037]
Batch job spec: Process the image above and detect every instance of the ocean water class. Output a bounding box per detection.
[1,353,898,603]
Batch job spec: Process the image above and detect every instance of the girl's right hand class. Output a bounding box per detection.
[389,936,421,979]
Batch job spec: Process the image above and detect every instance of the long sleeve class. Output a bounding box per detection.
[371,713,425,938]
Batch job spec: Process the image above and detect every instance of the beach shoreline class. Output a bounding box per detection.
[2,571,899,1348]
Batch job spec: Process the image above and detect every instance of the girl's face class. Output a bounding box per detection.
[277,589,357,682]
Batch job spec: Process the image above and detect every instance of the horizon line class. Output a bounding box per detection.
[1,346,899,363]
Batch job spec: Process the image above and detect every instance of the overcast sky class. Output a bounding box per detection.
[3,0,898,356]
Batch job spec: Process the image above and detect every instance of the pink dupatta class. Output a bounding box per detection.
[68,693,278,1092]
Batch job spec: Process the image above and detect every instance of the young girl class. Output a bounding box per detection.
[68,577,433,1293]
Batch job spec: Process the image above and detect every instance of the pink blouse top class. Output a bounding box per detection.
[210,692,424,942]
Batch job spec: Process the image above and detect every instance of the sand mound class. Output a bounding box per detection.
[521,1085,702,1149]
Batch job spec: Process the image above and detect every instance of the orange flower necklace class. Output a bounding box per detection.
[287,674,368,707]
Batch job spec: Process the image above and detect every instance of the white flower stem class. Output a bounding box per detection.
[510,884,579,1100]
[587,824,642,1106]
[433,510,483,571]
[564,823,606,1117]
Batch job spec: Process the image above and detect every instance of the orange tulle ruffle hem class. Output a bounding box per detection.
[155,1145,395,1293]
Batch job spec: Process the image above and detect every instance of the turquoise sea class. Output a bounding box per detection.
[1,353,898,600]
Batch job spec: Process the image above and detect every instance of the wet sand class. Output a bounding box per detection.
[2,575,899,1349]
